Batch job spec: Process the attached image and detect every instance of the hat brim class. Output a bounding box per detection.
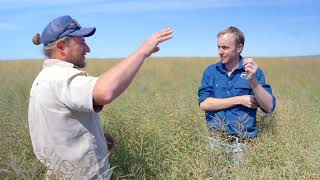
[68,27,96,37]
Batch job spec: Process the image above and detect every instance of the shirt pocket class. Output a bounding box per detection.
[233,81,252,95]
[213,80,228,98]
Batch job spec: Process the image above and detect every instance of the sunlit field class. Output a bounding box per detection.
[0,57,319,179]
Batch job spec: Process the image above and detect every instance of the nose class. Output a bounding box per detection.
[84,42,90,53]
[218,47,223,55]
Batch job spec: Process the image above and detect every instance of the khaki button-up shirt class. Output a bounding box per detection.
[28,59,110,179]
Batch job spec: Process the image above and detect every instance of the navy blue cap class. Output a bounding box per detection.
[41,15,96,46]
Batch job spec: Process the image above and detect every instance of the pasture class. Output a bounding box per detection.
[0,57,319,179]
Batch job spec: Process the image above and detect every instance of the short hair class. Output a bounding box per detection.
[217,26,245,46]
[32,33,72,58]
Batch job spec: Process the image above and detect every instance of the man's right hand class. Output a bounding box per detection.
[239,95,258,109]
[136,28,173,58]
[93,28,173,106]
[104,132,116,150]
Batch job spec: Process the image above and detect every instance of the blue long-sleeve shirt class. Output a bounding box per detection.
[198,57,276,138]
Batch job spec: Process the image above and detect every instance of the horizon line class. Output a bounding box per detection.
[1,55,319,61]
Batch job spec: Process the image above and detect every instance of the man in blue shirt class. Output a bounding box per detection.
[198,26,276,162]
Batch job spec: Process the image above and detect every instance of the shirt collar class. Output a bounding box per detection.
[43,59,78,69]
[216,56,244,73]
[238,56,244,70]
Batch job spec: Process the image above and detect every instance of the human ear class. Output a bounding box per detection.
[237,44,244,53]
[56,40,65,51]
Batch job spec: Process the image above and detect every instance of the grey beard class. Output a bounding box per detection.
[75,61,86,68]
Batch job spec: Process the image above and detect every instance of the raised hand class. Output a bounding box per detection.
[243,57,258,82]
[137,28,173,58]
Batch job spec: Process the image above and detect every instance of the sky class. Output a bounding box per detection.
[0,0,320,60]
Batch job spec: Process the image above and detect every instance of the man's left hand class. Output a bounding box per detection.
[243,58,258,82]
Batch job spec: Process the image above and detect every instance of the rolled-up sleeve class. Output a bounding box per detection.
[198,67,214,104]
[257,69,276,113]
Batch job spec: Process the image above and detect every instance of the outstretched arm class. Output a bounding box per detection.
[93,28,173,105]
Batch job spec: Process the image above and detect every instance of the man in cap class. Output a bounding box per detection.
[28,15,173,179]
[198,26,276,163]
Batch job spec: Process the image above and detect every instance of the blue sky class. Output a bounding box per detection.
[1,0,319,60]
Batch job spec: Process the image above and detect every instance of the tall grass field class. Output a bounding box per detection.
[0,57,319,179]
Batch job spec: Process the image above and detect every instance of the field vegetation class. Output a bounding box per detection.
[0,57,319,179]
